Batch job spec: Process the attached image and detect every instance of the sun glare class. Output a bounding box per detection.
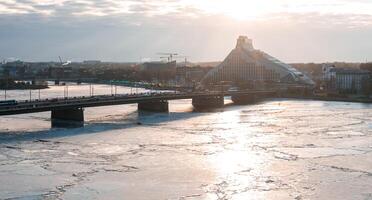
[183,0,276,20]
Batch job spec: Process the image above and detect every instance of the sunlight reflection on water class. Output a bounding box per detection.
[0,85,372,199]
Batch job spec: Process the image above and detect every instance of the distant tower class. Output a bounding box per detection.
[236,36,254,51]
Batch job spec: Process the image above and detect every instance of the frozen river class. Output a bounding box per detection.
[0,84,372,199]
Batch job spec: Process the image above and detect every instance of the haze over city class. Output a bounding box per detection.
[2,1,372,200]
[1,0,372,62]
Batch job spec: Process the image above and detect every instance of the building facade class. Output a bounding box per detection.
[323,64,370,95]
[140,61,176,71]
[139,61,177,82]
[176,66,207,86]
[202,36,314,87]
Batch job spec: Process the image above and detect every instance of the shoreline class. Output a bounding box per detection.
[0,85,49,90]
[280,95,372,104]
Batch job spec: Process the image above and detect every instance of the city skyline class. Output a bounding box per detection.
[1,0,372,63]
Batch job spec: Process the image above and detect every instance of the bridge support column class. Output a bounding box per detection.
[231,94,258,105]
[51,108,84,128]
[192,95,224,110]
[138,100,169,112]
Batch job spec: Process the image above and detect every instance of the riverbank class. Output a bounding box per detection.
[0,79,49,90]
[0,84,49,90]
[282,95,372,103]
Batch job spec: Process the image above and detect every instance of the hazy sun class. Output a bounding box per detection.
[184,0,276,20]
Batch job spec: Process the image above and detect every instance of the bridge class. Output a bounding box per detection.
[0,90,276,127]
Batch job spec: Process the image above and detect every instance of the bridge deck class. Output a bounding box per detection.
[0,90,275,116]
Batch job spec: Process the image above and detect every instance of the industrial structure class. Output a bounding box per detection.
[202,36,314,86]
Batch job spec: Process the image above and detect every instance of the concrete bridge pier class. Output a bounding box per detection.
[192,95,224,110]
[231,94,258,105]
[138,100,169,112]
[51,108,84,128]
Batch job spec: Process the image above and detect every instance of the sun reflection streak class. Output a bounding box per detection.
[208,108,267,174]
[204,103,289,199]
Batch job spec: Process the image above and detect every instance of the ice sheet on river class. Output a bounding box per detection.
[0,98,372,200]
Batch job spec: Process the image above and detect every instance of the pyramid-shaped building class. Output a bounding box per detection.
[202,36,314,86]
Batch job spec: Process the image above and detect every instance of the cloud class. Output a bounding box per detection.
[0,0,372,20]
[0,0,196,17]
[1,0,372,63]
[1,0,372,27]
[265,12,372,28]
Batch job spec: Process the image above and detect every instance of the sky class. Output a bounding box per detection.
[1,0,372,63]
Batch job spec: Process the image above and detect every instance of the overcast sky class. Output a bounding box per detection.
[1,0,372,63]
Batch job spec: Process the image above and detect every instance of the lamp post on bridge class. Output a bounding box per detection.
[63,84,70,98]
[4,79,8,100]
[89,84,94,97]
[110,81,113,95]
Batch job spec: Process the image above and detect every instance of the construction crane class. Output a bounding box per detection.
[173,55,189,66]
[58,56,63,65]
[157,53,178,62]
[58,56,71,66]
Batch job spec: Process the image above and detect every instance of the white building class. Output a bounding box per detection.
[323,64,370,95]
[322,64,336,81]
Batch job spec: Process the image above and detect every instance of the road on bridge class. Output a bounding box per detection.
[0,90,276,116]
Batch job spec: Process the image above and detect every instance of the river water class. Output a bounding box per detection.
[0,84,372,200]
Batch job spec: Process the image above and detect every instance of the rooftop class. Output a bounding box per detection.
[330,67,370,74]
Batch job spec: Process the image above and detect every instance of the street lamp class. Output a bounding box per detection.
[66,85,69,98]
[89,83,94,96]
[110,81,113,95]
[4,79,8,100]
[89,84,92,96]
[63,85,69,98]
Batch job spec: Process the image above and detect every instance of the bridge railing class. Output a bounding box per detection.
[1,90,182,106]
[0,89,277,112]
